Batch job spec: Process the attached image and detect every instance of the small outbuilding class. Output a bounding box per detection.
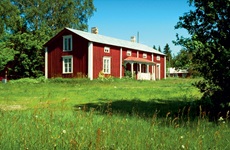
[168,67,189,78]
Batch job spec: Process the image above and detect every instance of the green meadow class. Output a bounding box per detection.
[0,78,229,149]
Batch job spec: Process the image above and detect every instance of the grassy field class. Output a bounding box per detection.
[0,77,229,149]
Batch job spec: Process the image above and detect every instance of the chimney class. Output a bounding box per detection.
[130,36,136,42]
[91,27,98,34]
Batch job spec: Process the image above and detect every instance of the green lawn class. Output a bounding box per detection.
[0,77,229,149]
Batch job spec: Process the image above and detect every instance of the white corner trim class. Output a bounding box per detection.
[157,64,161,80]
[88,42,93,80]
[45,47,48,79]
[164,56,166,79]
[120,48,122,78]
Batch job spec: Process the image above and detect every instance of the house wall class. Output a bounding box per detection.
[153,54,165,79]
[93,43,121,78]
[122,49,157,78]
[138,51,153,73]
[122,48,138,77]
[91,45,160,79]
[47,30,88,78]
[45,28,165,80]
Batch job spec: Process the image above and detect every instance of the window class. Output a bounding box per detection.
[156,55,160,61]
[63,35,72,51]
[127,50,132,56]
[103,57,111,74]
[143,53,147,58]
[62,56,73,73]
[104,47,110,53]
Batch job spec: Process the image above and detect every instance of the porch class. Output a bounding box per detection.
[124,57,158,80]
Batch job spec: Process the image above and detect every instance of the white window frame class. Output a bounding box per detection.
[63,35,72,51]
[103,57,111,74]
[104,47,110,53]
[143,53,147,58]
[127,50,132,56]
[62,55,73,74]
[156,55,160,61]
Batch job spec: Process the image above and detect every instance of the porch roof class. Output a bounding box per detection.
[124,57,156,65]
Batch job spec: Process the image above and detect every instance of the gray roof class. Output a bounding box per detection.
[66,27,164,55]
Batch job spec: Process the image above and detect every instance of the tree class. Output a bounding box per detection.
[172,48,200,76]
[0,37,16,72]
[153,45,157,50]
[158,46,161,52]
[173,49,191,69]
[174,0,230,112]
[163,43,172,68]
[0,0,96,78]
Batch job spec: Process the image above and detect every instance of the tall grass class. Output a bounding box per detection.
[0,78,229,149]
[0,102,229,149]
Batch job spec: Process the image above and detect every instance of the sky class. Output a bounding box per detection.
[88,0,193,55]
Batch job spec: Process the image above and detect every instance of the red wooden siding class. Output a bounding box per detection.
[93,43,121,78]
[47,29,88,78]
[153,54,165,79]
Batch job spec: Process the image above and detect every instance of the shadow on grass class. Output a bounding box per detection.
[74,98,201,119]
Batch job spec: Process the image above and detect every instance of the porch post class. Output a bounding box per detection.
[131,62,134,78]
[151,65,154,80]
[164,56,166,79]
[147,64,149,73]
[120,48,122,79]
[88,42,93,80]
[45,47,48,79]
[139,63,142,73]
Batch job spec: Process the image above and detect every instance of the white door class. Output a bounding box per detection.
[156,64,160,80]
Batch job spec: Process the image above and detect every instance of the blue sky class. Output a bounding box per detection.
[88,0,193,55]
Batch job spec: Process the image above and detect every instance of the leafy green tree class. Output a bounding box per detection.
[172,48,200,76]
[175,0,230,111]
[0,0,96,78]
[173,49,191,69]
[0,36,16,72]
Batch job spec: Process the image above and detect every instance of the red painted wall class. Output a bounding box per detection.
[46,29,88,78]
[153,54,165,79]
[93,43,121,78]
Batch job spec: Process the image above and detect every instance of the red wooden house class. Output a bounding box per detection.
[43,27,166,80]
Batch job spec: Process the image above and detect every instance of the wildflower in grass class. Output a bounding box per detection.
[218,116,224,122]
[62,130,66,134]
[181,145,185,149]
[180,136,184,139]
